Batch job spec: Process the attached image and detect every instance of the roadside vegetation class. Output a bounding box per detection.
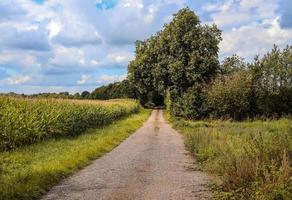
[167,114,292,200]
[1,7,291,200]
[128,8,291,120]
[0,109,150,200]
[0,97,139,151]
[131,7,291,199]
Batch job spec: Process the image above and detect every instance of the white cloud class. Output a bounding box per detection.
[205,0,278,27]
[219,17,292,59]
[107,52,134,64]
[0,0,291,94]
[51,22,102,47]
[47,20,62,38]
[97,74,126,84]
[120,0,144,9]
[0,50,42,72]
[49,46,85,67]
[0,25,50,51]
[77,74,92,85]
[203,0,233,12]
[90,59,100,65]
[203,0,292,60]
[7,75,31,85]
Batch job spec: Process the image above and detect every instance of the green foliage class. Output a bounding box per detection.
[128,8,222,112]
[207,45,292,119]
[207,71,253,120]
[0,97,139,151]
[128,7,291,119]
[90,80,137,100]
[81,91,90,98]
[173,84,208,119]
[220,54,246,75]
[0,92,76,99]
[169,115,292,200]
[0,109,150,200]
[249,45,292,117]
[209,45,292,119]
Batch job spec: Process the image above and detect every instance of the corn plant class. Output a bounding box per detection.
[0,97,140,151]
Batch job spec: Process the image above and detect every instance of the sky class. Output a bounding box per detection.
[0,0,291,94]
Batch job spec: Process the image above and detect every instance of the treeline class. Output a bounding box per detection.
[128,8,292,120]
[207,46,292,120]
[90,80,136,99]
[1,80,136,100]
[0,92,82,99]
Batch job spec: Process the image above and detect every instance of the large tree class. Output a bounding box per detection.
[128,8,221,117]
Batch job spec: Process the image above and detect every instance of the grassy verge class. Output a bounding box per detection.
[0,109,151,200]
[165,112,292,200]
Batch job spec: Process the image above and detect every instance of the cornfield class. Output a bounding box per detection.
[0,97,140,151]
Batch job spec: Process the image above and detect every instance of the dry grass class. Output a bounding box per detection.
[167,114,292,200]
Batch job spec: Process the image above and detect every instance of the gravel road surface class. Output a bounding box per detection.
[41,110,212,200]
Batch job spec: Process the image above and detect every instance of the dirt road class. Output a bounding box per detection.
[41,110,212,200]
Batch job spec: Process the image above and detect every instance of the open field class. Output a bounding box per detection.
[0,97,139,151]
[0,109,150,200]
[167,114,292,200]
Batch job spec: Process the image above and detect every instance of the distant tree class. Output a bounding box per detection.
[91,80,136,100]
[81,91,90,98]
[91,86,107,99]
[59,92,69,96]
[74,92,81,99]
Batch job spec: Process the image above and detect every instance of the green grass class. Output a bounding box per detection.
[0,97,139,151]
[0,109,151,200]
[166,112,292,200]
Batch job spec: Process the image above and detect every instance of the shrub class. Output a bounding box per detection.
[177,85,208,119]
[207,71,253,120]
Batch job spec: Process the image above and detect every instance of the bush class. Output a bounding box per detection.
[0,97,139,151]
[207,71,253,120]
[175,85,208,119]
[205,45,292,120]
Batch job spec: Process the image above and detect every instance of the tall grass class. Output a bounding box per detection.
[0,97,139,151]
[168,115,292,199]
[0,109,150,200]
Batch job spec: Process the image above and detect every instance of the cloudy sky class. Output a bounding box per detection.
[0,0,291,94]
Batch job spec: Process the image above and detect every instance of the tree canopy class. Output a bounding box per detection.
[128,8,291,119]
[128,8,222,114]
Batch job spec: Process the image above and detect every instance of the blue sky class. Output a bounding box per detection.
[0,0,291,94]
